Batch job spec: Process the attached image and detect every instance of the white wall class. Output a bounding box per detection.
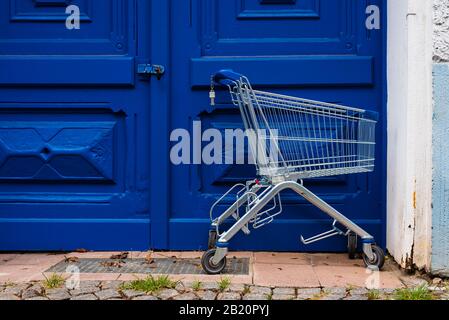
[387,0,433,270]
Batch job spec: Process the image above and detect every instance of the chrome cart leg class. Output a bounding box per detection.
[203,181,385,274]
[218,186,278,243]
[212,191,253,227]
[210,183,262,229]
[292,182,384,269]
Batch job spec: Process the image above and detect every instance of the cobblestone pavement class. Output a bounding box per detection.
[1,252,447,300]
[1,279,448,301]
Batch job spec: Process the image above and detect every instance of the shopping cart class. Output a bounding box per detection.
[201,70,384,274]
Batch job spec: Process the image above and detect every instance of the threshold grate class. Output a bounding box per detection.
[46,257,249,275]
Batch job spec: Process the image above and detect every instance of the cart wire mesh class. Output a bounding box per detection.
[229,77,377,180]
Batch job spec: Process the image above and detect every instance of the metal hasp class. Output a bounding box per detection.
[137,64,165,80]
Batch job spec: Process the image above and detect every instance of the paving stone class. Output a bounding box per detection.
[70,283,101,296]
[249,286,272,295]
[243,293,269,300]
[0,293,20,300]
[95,289,122,300]
[132,295,158,300]
[379,288,395,295]
[175,282,187,292]
[271,294,295,300]
[182,281,197,290]
[319,294,345,301]
[324,287,347,295]
[173,292,199,300]
[71,281,101,291]
[350,287,368,295]
[201,282,219,290]
[429,286,446,292]
[121,289,144,299]
[343,295,368,301]
[22,284,44,299]
[157,288,179,300]
[25,296,49,301]
[273,287,295,296]
[400,277,428,288]
[46,288,71,300]
[81,280,101,287]
[440,293,449,300]
[228,283,246,292]
[100,281,123,290]
[196,290,216,301]
[296,288,322,300]
[3,283,30,296]
[70,294,98,301]
[217,292,241,300]
[320,288,348,300]
[201,282,219,291]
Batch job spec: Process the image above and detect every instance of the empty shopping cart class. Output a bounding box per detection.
[201,70,384,274]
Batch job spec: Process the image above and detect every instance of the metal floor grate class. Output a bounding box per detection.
[46,258,250,275]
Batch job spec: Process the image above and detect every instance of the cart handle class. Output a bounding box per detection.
[213,69,243,86]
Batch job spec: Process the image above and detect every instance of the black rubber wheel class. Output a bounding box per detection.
[201,249,227,275]
[347,232,358,260]
[363,245,385,270]
[208,230,218,249]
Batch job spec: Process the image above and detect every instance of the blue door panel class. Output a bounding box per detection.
[0,0,151,251]
[167,0,386,251]
[0,0,386,252]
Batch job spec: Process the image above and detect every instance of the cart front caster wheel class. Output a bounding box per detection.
[363,245,385,270]
[347,232,357,260]
[201,249,227,275]
[208,230,218,249]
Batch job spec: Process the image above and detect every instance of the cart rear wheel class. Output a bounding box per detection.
[347,232,357,260]
[201,249,227,275]
[208,230,218,249]
[363,245,385,270]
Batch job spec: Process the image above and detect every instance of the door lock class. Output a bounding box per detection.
[137,64,165,80]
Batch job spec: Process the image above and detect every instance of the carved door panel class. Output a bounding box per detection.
[166,0,385,251]
[0,0,152,250]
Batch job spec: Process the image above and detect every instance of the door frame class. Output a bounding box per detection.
[386,0,433,271]
[149,0,170,249]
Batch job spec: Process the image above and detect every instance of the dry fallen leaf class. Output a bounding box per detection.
[101,261,123,268]
[144,253,154,264]
[110,252,129,260]
[64,256,79,263]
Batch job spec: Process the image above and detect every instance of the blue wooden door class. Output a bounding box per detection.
[0,0,153,250]
[164,0,386,251]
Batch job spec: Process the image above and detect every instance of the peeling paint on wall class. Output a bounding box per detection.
[387,0,433,272]
[434,0,449,62]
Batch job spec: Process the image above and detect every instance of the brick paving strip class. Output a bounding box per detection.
[1,280,448,301]
[1,252,448,300]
